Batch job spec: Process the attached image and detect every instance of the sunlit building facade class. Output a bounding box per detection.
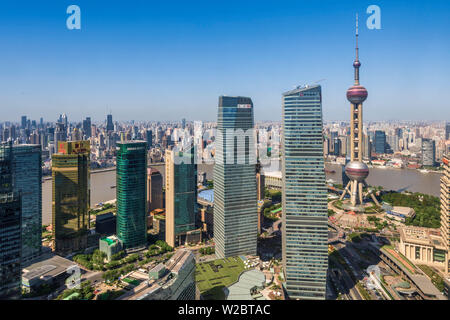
[52,141,90,255]
[165,146,198,247]
[214,96,257,258]
[281,85,328,300]
[116,141,147,249]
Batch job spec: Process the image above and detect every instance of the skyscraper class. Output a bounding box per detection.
[0,142,22,299]
[52,141,90,254]
[165,145,197,247]
[339,15,380,210]
[441,155,450,273]
[446,123,450,140]
[422,139,436,167]
[21,116,27,129]
[374,130,386,154]
[281,84,327,300]
[83,117,92,138]
[214,96,257,258]
[12,144,42,265]
[116,141,147,249]
[146,129,153,150]
[106,114,114,132]
[147,168,163,212]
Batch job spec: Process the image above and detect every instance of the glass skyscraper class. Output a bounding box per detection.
[0,142,22,299]
[52,141,90,255]
[281,85,328,300]
[165,145,197,247]
[214,96,257,258]
[12,144,42,265]
[374,130,386,154]
[116,141,147,249]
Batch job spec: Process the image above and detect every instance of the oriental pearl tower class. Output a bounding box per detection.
[339,14,380,211]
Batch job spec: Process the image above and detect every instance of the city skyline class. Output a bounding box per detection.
[0,1,449,305]
[0,1,449,122]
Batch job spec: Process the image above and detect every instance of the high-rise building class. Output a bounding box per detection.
[339,15,380,210]
[147,168,163,212]
[374,130,386,154]
[52,141,90,255]
[116,141,147,249]
[165,146,198,247]
[281,84,327,300]
[0,142,22,299]
[82,117,91,138]
[256,169,265,201]
[146,129,153,150]
[446,123,450,140]
[422,139,436,167]
[362,133,372,160]
[214,96,257,258]
[441,155,450,273]
[12,144,42,265]
[21,116,27,129]
[106,114,114,132]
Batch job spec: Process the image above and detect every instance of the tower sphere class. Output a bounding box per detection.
[346,85,368,104]
[345,161,369,182]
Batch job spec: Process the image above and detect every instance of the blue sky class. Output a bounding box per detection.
[0,0,449,122]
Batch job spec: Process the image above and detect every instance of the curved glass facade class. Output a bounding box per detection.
[116,141,147,249]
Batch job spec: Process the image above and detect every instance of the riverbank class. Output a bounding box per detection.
[42,166,117,181]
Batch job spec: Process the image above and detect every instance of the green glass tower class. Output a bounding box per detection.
[116,141,147,249]
[12,144,42,265]
[52,141,90,255]
[165,145,197,247]
[281,85,328,300]
[214,96,257,258]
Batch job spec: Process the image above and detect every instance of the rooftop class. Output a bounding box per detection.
[399,226,445,249]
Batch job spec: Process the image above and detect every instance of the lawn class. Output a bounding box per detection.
[195,256,245,300]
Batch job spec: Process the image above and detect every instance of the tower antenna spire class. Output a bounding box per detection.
[353,13,361,85]
[356,13,359,61]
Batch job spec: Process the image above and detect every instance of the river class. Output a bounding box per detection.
[41,162,442,225]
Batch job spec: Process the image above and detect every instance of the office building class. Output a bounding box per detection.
[281,84,327,300]
[116,141,147,249]
[441,155,450,273]
[12,144,42,265]
[82,117,91,138]
[214,96,257,258]
[147,168,163,212]
[374,130,386,154]
[165,146,198,247]
[106,114,114,132]
[95,212,116,236]
[0,142,22,299]
[52,141,90,255]
[121,249,196,300]
[146,129,153,149]
[422,139,436,167]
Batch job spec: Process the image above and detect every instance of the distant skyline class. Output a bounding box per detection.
[0,0,449,122]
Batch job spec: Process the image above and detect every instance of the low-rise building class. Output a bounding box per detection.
[399,226,448,272]
[263,171,282,190]
[22,254,78,292]
[120,249,196,300]
[99,235,122,261]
